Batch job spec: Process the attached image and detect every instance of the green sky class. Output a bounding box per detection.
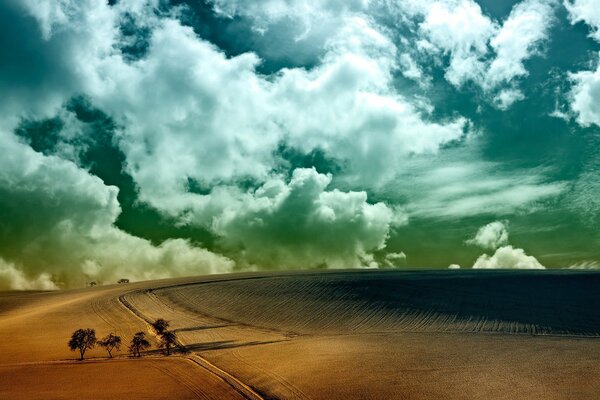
[1,0,600,289]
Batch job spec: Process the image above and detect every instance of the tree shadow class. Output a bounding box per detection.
[173,324,233,333]
[183,339,284,352]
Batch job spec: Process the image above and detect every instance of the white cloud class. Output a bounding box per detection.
[568,260,600,269]
[486,0,555,88]
[466,221,509,250]
[210,168,398,269]
[383,252,407,267]
[493,88,525,110]
[398,53,425,82]
[400,158,565,219]
[568,56,600,127]
[448,264,461,269]
[564,0,600,42]
[0,258,57,291]
[564,2,600,127]
[399,0,556,107]
[472,245,545,269]
[418,0,494,87]
[0,130,234,288]
[78,12,467,209]
[0,0,472,283]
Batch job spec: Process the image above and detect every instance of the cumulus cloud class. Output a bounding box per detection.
[493,89,525,110]
[417,0,495,87]
[210,168,400,269]
[0,258,57,291]
[0,0,588,284]
[210,0,556,108]
[382,252,407,268]
[86,13,467,207]
[564,2,600,127]
[467,221,545,270]
[564,0,600,41]
[0,130,233,288]
[486,0,556,88]
[568,56,600,127]
[472,245,545,269]
[0,0,470,285]
[402,0,556,107]
[466,221,509,250]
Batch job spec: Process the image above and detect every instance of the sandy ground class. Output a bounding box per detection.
[0,278,251,400]
[1,270,599,399]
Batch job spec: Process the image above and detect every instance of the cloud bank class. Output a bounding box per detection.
[0,0,597,287]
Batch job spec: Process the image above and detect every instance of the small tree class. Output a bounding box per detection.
[158,330,177,356]
[68,328,96,360]
[151,319,170,335]
[98,333,122,358]
[129,331,150,357]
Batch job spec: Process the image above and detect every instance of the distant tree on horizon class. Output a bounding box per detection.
[128,331,150,357]
[68,328,96,361]
[98,333,122,358]
[158,330,177,356]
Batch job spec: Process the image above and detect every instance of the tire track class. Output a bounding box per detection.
[118,290,265,400]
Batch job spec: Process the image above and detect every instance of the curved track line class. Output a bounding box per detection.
[117,291,265,400]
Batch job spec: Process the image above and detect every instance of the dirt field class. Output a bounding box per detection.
[1,270,599,399]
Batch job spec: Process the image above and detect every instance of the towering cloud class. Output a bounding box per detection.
[212,168,400,269]
[467,222,544,269]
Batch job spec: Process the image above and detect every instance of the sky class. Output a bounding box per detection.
[1,0,600,289]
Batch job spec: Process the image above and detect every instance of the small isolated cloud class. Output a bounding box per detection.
[493,89,525,110]
[448,264,461,269]
[383,252,407,268]
[472,245,545,269]
[568,55,600,127]
[466,221,509,250]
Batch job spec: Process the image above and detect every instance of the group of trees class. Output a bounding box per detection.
[68,318,178,360]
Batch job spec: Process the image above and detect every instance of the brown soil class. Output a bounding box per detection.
[1,270,599,399]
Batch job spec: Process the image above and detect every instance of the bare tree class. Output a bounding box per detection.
[128,331,150,357]
[68,328,96,360]
[158,330,177,356]
[98,333,122,358]
[151,318,170,335]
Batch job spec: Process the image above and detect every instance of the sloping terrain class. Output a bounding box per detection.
[0,278,253,400]
[1,270,599,399]
[123,270,600,399]
[153,270,600,335]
